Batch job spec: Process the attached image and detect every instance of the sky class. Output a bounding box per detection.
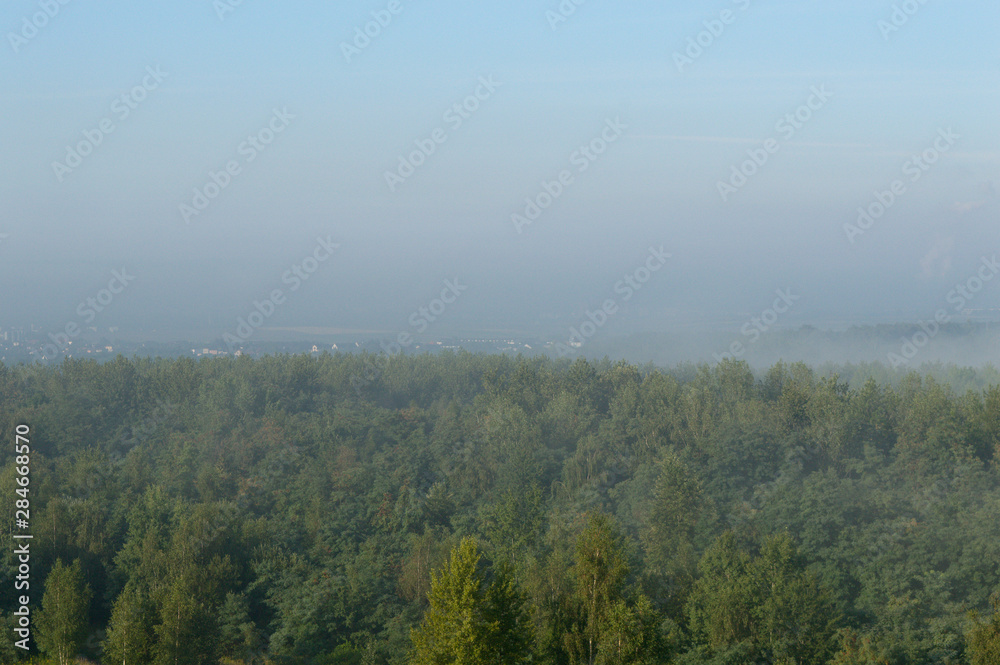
[1,0,998,344]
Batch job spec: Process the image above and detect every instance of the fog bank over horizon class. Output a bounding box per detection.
[2,1,998,366]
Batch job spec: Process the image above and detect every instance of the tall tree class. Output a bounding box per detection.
[103,584,153,665]
[642,453,703,615]
[685,531,756,650]
[566,513,630,665]
[152,555,231,665]
[217,592,264,663]
[36,558,93,665]
[485,561,535,665]
[410,537,532,665]
[600,595,666,665]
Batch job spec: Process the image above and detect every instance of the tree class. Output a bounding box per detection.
[566,513,630,665]
[967,594,1000,665]
[0,610,27,663]
[685,532,756,650]
[485,561,535,665]
[685,532,839,664]
[410,537,532,665]
[829,628,889,665]
[36,558,93,665]
[399,528,455,604]
[562,514,667,665]
[103,584,153,665]
[480,484,543,568]
[153,558,228,665]
[642,453,703,615]
[217,592,264,663]
[600,595,666,665]
[752,533,840,664]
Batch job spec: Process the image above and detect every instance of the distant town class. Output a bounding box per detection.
[0,324,554,365]
[5,320,1000,371]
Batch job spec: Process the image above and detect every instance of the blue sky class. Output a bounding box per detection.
[1,0,998,338]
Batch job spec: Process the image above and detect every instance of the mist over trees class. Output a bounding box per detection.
[2,352,1000,664]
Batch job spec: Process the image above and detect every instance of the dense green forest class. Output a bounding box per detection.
[2,353,1000,664]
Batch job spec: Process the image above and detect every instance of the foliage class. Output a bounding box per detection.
[35,559,92,665]
[967,593,1000,665]
[1,353,998,664]
[409,537,532,665]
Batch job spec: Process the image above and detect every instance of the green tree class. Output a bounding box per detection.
[563,514,667,665]
[0,610,27,663]
[685,532,839,664]
[967,594,1000,665]
[36,558,93,665]
[600,595,666,665]
[103,584,153,665]
[486,561,536,664]
[217,592,264,663]
[685,532,756,649]
[410,537,532,665]
[642,453,703,616]
[480,484,544,568]
[566,513,630,665]
[829,628,889,665]
[753,533,839,664]
[153,557,230,665]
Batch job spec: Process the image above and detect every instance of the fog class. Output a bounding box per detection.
[1,1,998,365]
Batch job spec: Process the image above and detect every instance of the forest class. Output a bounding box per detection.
[1,352,1000,664]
